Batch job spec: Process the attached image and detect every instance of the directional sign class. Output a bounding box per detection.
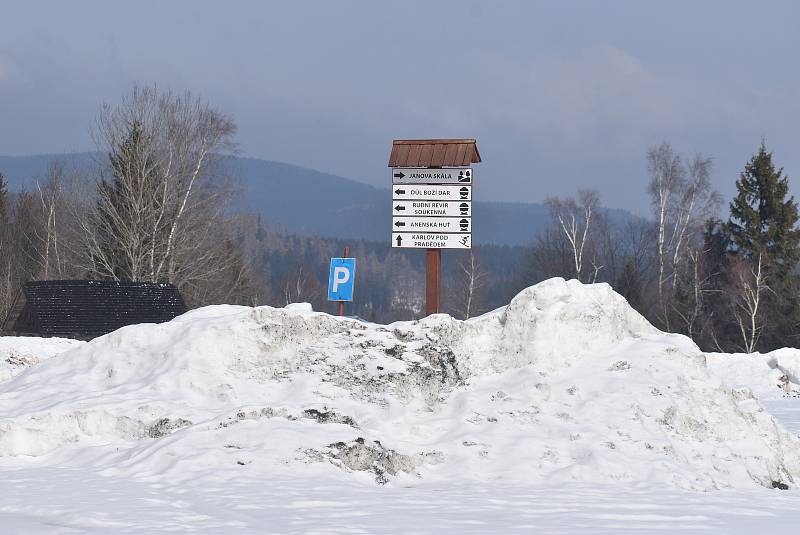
[393,185,471,201]
[393,200,471,217]
[327,257,356,301]
[393,216,470,233]
[390,166,473,250]
[393,233,471,249]
[392,168,472,185]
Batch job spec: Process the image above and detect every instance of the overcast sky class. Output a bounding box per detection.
[1,1,798,212]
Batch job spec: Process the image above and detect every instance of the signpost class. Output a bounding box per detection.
[327,247,355,316]
[390,170,473,251]
[388,139,481,316]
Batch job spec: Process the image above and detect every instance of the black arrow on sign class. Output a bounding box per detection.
[396,235,402,246]
[395,188,405,195]
[394,172,405,179]
[394,221,406,227]
[394,205,405,211]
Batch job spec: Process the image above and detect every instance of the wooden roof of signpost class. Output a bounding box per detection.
[388,139,481,168]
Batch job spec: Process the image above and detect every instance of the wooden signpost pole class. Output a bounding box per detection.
[425,248,441,315]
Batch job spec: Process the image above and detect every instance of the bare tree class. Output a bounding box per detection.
[281,263,323,308]
[447,250,489,319]
[647,143,720,329]
[670,247,719,339]
[529,225,575,282]
[648,143,685,302]
[729,254,770,353]
[28,161,83,280]
[79,85,242,303]
[546,189,601,283]
[668,155,721,289]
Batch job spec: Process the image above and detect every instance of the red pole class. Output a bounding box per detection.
[425,248,441,315]
[338,245,350,317]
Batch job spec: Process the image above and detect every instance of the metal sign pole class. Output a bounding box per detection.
[338,245,350,317]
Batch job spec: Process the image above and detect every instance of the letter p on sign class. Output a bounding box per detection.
[327,257,356,302]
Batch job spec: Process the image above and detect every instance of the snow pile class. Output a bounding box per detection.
[0,336,84,382]
[707,349,800,399]
[1,278,799,491]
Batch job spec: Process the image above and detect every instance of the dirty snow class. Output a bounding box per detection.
[2,277,800,533]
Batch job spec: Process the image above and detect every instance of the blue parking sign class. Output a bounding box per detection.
[327,258,356,301]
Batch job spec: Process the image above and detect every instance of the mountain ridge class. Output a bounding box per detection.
[0,153,633,246]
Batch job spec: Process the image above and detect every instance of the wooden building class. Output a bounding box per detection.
[2,280,188,340]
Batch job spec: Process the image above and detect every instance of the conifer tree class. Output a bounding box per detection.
[92,120,160,280]
[726,142,800,349]
[728,141,800,277]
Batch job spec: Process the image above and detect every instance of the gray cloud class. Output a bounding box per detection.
[0,1,797,211]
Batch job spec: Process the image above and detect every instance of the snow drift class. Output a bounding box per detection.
[1,278,799,490]
[0,336,84,382]
[707,348,800,399]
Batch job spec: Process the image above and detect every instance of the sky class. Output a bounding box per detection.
[0,0,798,213]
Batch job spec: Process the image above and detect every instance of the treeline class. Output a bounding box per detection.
[245,141,800,353]
[0,85,258,318]
[0,83,528,327]
[529,141,799,354]
[0,83,797,353]
[232,215,529,321]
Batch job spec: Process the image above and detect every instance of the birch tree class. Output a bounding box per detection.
[80,85,240,301]
[546,189,601,283]
[729,254,770,353]
[669,155,720,283]
[648,143,685,301]
[671,247,718,340]
[647,143,720,329]
[281,262,324,309]
[448,250,488,319]
[30,162,82,279]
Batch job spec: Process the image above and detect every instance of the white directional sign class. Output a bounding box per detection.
[392,167,473,185]
[392,216,470,233]
[393,233,471,249]
[393,184,471,201]
[393,200,471,217]
[390,166,473,250]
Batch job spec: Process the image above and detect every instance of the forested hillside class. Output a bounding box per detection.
[0,154,634,246]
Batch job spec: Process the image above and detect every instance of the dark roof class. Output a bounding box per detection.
[388,139,481,168]
[3,280,188,339]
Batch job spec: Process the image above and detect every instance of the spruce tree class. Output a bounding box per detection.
[727,142,800,349]
[94,121,160,281]
[728,141,800,277]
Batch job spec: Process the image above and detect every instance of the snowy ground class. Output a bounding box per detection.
[4,469,800,534]
[3,278,800,534]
